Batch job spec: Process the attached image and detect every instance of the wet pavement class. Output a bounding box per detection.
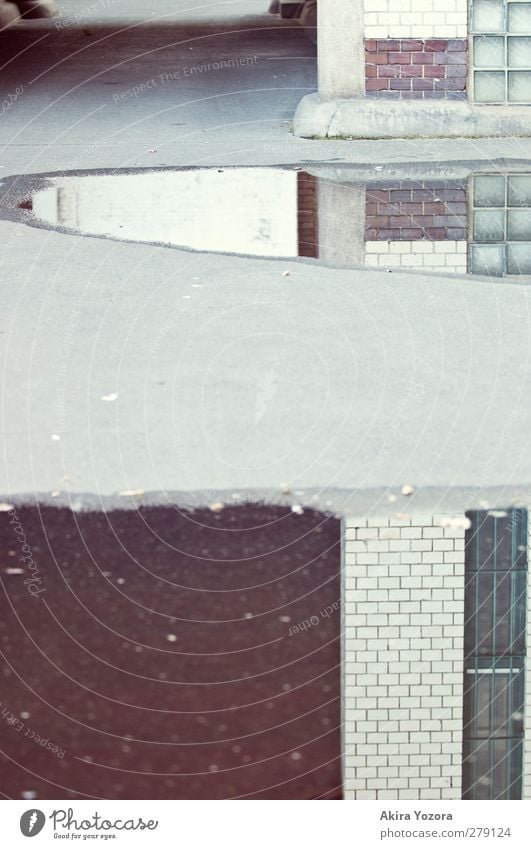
[0,504,341,799]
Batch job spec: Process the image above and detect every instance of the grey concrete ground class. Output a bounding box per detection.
[1,0,531,510]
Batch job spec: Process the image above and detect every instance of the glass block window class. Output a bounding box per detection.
[462,509,527,800]
[471,0,531,103]
[469,173,531,276]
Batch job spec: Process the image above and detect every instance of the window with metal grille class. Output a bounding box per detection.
[471,0,531,104]
[469,173,531,277]
[462,509,527,800]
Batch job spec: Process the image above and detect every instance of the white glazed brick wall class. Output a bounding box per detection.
[364,0,468,39]
[343,515,466,800]
[365,241,468,274]
[523,515,531,799]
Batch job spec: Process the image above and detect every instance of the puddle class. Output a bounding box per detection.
[13,165,531,278]
[0,504,341,800]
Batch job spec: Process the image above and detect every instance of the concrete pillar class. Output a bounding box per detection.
[316,178,366,268]
[317,0,365,100]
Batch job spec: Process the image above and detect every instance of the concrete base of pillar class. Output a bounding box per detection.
[0,1,20,25]
[16,0,59,17]
[294,93,531,139]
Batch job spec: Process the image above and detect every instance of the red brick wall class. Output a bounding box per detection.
[365,39,468,99]
[365,181,468,241]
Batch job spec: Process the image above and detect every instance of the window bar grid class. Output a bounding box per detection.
[463,660,525,797]
[463,509,527,799]
[509,526,516,803]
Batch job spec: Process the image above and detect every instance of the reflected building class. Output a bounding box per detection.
[28,166,531,279]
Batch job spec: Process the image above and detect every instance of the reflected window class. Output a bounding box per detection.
[469,174,531,276]
[472,0,531,103]
[462,510,527,800]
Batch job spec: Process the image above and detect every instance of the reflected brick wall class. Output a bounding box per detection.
[365,180,468,241]
[344,515,466,800]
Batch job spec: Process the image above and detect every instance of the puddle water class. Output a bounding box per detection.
[17,166,531,278]
[0,504,341,800]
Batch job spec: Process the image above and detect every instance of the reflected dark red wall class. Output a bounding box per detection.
[297,172,319,258]
[0,505,341,799]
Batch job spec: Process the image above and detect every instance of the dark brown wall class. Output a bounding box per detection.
[0,505,341,800]
[297,172,319,258]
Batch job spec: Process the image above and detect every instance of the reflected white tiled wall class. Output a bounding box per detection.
[365,241,468,274]
[343,515,465,800]
[364,0,468,38]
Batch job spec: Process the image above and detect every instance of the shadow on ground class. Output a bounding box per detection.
[0,17,315,95]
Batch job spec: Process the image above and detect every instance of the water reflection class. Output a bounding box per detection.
[23,167,531,278]
[0,505,341,800]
